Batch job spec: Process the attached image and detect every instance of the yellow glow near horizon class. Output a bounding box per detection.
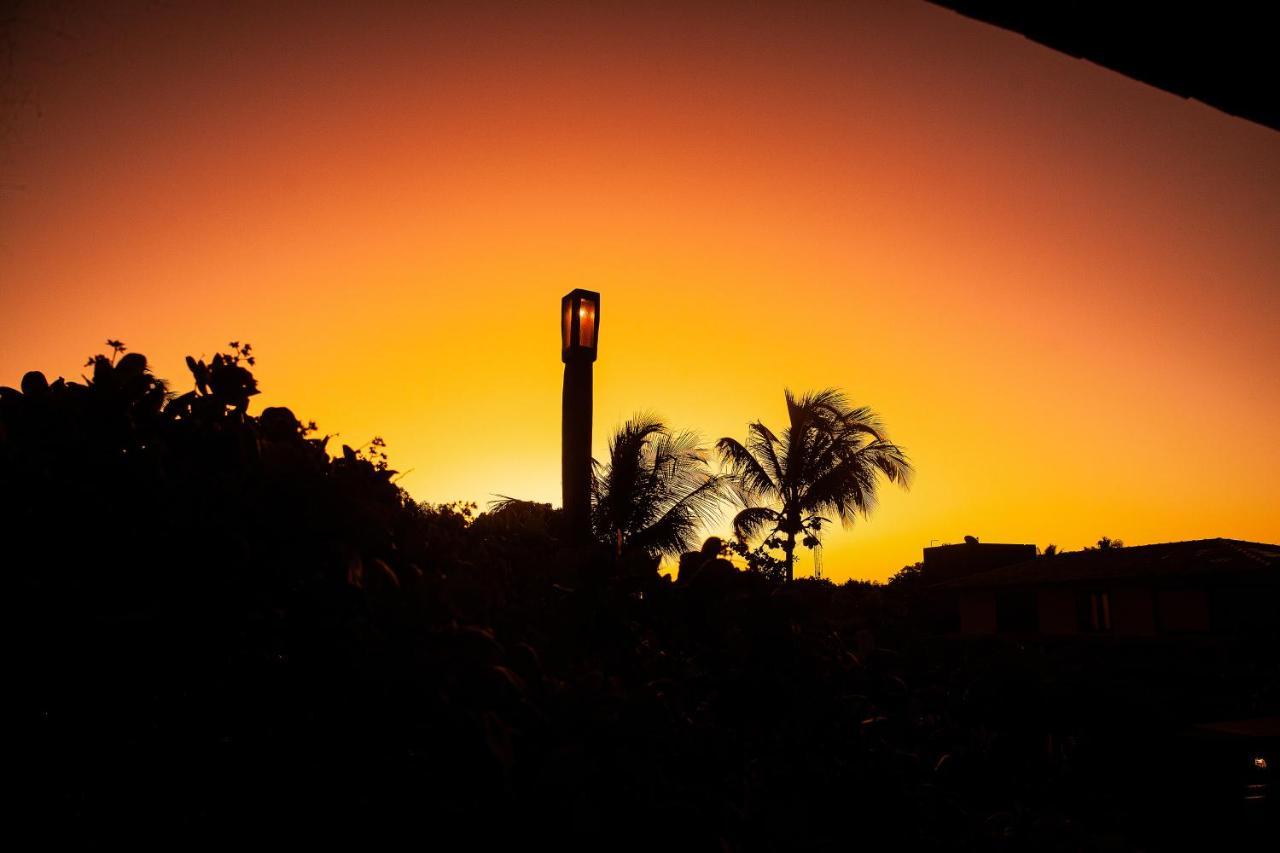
[2,1,1278,580]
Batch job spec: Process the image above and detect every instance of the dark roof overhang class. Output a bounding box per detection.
[930,2,1278,133]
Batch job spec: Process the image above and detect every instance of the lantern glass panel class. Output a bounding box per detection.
[562,298,573,351]
[578,298,597,348]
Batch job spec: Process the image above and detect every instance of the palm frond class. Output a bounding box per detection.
[594,415,731,558]
[863,439,914,489]
[732,506,782,543]
[833,404,887,443]
[716,436,779,500]
[786,387,850,426]
[488,494,526,512]
[746,420,786,486]
[802,439,914,527]
[630,473,729,557]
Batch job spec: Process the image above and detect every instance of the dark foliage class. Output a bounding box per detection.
[4,344,1273,849]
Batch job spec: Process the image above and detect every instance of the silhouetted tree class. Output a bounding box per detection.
[1086,536,1124,550]
[590,415,726,558]
[717,389,913,582]
[888,560,925,586]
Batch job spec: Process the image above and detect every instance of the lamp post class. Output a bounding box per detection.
[561,289,600,542]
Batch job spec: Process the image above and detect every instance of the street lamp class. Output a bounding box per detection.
[561,289,600,541]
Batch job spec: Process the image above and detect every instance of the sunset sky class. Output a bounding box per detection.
[2,1,1277,581]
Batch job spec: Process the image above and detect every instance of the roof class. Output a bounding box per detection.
[937,538,1280,589]
[921,542,1038,583]
[930,2,1278,133]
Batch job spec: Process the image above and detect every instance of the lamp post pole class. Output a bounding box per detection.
[562,358,592,540]
[561,290,600,543]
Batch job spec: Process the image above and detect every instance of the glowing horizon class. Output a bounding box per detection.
[3,1,1277,580]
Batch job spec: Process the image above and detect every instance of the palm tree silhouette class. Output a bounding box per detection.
[717,389,913,581]
[591,415,727,559]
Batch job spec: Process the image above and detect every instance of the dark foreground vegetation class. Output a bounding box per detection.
[5,344,1276,849]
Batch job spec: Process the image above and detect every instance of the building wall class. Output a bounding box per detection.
[958,585,1217,636]
[959,592,997,634]
[1156,588,1211,633]
[1036,588,1076,635]
[961,584,1167,636]
[1212,583,1280,634]
[1111,586,1157,636]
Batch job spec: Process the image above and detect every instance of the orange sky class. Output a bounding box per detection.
[3,1,1278,581]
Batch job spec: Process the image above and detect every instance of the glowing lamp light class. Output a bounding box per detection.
[1254,756,1268,770]
[561,288,600,363]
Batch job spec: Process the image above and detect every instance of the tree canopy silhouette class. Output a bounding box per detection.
[590,414,727,559]
[718,389,913,582]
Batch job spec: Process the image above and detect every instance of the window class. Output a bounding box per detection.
[1077,590,1111,632]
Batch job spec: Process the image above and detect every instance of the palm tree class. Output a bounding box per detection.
[717,389,913,582]
[591,415,728,559]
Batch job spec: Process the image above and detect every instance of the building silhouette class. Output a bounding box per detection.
[938,538,1280,636]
